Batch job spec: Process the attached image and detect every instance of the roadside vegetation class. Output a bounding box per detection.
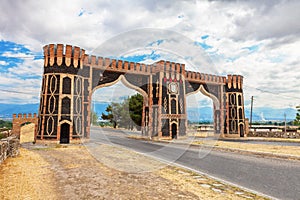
[0,120,12,139]
[0,119,12,129]
[96,97,300,131]
[294,105,300,126]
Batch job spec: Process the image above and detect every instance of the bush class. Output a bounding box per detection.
[0,120,12,129]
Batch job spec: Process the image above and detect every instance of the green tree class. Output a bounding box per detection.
[91,110,99,125]
[294,106,300,125]
[101,94,143,130]
[129,93,143,130]
[0,120,12,129]
[101,104,115,128]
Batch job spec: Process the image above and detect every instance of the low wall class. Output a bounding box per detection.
[0,137,20,164]
[248,131,300,138]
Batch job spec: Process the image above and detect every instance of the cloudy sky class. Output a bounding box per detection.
[0,0,299,115]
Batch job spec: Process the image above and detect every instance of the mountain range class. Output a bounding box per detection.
[0,103,297,122]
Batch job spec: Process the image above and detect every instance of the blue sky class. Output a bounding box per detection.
[0,0,299,115]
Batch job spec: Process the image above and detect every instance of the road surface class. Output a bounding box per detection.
[89,127,300,200]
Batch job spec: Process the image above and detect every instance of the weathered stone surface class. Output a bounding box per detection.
[0,137,20,164]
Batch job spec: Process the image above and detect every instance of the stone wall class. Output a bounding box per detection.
[12,113,38,138]
[248,131,300,138]
[0,137,20,164]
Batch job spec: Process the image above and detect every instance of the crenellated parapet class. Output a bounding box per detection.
[13,113,37,120]
[11,113,38,137]
[153,60,185,74]
[185,70,226,84]
[83,55,154,74]
[226,74,243,91]
[43,44,86,68]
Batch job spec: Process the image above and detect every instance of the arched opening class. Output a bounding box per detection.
[238,94,242,106]
[20,122,35,143]
[60,123,70,144]
[239,108,243,119]
[171,123,177,139]
[62,77,71,94]
[62,97,71,114]
[186,85,218,137]
[239,124,244,137]
[91,75,146,134]
[171,99,177,114]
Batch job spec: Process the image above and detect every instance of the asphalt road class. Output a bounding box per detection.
[90,127,300,200]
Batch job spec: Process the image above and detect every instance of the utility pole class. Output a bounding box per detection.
[250,96,254,128]
[284,113,287,135]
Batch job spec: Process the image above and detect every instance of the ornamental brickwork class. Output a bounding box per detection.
[27,44,245,143]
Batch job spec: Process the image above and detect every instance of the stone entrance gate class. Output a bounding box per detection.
[36,44,245,142]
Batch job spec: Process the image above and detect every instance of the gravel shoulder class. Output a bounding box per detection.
[0,143,268,199]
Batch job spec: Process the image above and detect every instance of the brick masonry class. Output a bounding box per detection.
[12,44,246,143]
[11,113,38,139]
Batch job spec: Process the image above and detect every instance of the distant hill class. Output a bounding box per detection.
[0,103,109,120]
[187,107,213,122]
[187,106,296,122]
[0,103,39,119]
[0,103,297,123]
[244,107,296,122]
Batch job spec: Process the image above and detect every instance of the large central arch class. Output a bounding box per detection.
[186,84,220,134]
[92,74,148,133]
[36,44,246,143]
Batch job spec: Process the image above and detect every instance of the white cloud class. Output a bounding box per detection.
[92,81,137,103]
[0,0,298,110]
[0,57,43,103]
[7,58,43,77]
[0,61,8,66]
[1,52,33,58]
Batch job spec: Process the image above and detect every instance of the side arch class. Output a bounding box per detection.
[92,74,149,106]
[186,84,220,109]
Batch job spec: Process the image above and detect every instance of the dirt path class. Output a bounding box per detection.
[0,144,268,199]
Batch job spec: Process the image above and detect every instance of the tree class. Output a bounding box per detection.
[91,110,99,126]
[294,106,300,125]
[0,120,12,129]
[129,94,143,130]
[101,94,144,130]
[101,103,121,128]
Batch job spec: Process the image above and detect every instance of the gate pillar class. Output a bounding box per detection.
[37,44,87,142]
[149,61,187,139]
[224,75,246,137]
